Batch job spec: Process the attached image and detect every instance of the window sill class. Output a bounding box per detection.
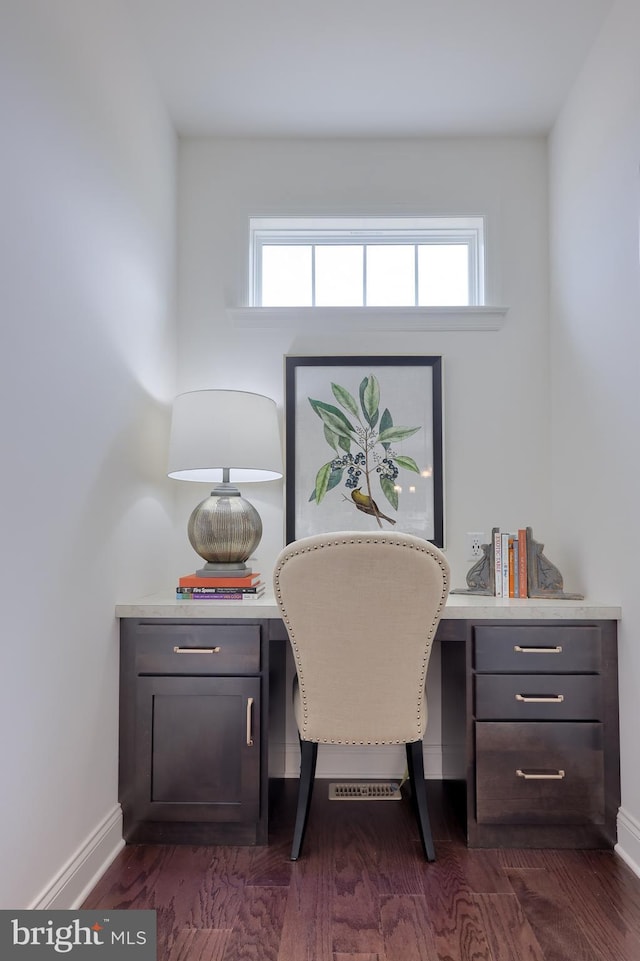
[227,306,508,331]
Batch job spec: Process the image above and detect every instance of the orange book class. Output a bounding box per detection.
[517,529,528,597]
[178,572,261,588]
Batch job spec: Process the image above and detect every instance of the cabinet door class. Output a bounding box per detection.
[133,675,261,824]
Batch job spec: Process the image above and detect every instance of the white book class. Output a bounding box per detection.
[493,529,502,597]
[501,533,510,597]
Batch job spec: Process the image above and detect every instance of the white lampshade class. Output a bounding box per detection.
[168,389,283,483]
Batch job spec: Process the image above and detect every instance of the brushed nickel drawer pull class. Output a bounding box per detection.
[173,646,221,654]
[246,697,254,746]
[516,768,566,780]
[515,694,564,703]
[514,645,563,654]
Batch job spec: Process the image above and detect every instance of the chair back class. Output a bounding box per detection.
[273,531,450,744]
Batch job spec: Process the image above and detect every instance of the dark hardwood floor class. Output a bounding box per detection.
[83,782,640,961]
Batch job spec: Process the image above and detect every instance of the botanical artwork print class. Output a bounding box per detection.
[287,357,441,544]
[308,374,422,528]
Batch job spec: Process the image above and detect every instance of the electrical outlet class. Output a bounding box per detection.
[465,532,486,562]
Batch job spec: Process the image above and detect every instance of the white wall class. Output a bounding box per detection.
[549,0,640,872]
[177,137,553,582]
[0,1,176,907]
[177,136,554,775]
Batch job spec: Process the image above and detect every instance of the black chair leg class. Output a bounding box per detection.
[405,740,436,861]
[291,739,318,860]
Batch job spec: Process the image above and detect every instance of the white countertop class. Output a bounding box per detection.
[116,590,621,621]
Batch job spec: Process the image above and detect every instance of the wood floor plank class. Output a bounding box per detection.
[166,928,230,961]
[276,858,334,961]
[246,837,292,887]
[506,866,611,961]
[583,850,640,941]
[221,886,288,961]
[419,842,494,961]
[82,844,181,910]
[331,819,385,958]
[534,851,640,961]
[358,795,429,897]
[452,846,515,895]
[316,783,434,896]
[379,894,438,961]
[497,849,549,870]
[476,892,545,961]
[161,846,254,930]
[332,954,381,960]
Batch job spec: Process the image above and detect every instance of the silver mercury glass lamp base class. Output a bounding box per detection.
[187,479,262,576]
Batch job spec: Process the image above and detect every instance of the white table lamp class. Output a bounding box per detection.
[168,389,283,576]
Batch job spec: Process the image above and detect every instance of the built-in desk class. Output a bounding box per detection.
[116,593,620,849]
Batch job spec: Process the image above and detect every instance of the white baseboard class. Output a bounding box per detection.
[615,806,640,879]
[29,805,125,910]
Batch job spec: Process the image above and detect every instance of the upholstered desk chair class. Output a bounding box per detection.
[273,530,450,861]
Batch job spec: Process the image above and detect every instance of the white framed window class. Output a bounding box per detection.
[250,217,485,308]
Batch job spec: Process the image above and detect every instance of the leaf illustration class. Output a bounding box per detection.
[377,425,421,444]
[309,466,343,501]
[359,375,380,428]
[378,407,393,449]
[308,398,356,441]
[379,475,399,511]
[331,382,360,419]
[323,424,340,452]
[394,455,420,473]
[313,461,336,504]
[327,467,344,491]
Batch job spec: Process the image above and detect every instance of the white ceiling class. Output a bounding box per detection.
[128,0,614,138]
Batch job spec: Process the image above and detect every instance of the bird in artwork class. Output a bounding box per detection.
[351,487,396,525]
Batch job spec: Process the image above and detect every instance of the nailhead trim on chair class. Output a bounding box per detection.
[273,533,450,743]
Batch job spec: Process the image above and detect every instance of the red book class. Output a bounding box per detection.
[178,572,262,588]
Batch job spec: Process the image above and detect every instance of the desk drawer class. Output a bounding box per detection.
[475,674,602,720]
[475,721,604,825]
[474,626,601,673]
[132,623,261,675]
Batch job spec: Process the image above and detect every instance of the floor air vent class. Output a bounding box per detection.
[328,781,402,801]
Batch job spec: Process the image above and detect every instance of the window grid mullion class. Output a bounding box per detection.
[254,241,262,306]
[414,244,419,306]
[468,237,477,306]
[362,245,368,306]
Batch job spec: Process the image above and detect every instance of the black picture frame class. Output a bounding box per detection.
[285,355,444,546]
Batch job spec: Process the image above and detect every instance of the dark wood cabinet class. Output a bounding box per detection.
[464,620,619,848]
[118,605,619,851]
[119,618,274,845]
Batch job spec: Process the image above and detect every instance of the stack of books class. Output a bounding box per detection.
[492,528,528,598]
[176,571,265,601]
